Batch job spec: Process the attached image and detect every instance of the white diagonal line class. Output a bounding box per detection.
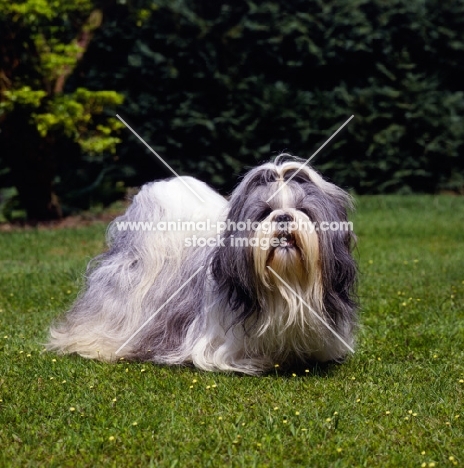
[115,265,205,355]
[267,266,355,353]
[116,114,205,203]
[266,115,354,203]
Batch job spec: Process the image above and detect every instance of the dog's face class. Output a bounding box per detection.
[211,158,357,328]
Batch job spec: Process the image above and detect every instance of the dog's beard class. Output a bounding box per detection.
[247,208,325,350]
[253,209,320,290]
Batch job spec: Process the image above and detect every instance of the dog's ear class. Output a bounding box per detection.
[319,216,357,326]
[210,228,259,322]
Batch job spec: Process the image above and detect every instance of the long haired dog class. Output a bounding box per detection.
[48,156,357,374]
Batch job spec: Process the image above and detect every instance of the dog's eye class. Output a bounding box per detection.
[260,208,272,220]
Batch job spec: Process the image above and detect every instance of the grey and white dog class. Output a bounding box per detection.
[48,156,357,374]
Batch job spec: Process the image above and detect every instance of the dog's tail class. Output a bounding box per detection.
[47,176,226,361]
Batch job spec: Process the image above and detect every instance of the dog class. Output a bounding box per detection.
[47,155,357,374]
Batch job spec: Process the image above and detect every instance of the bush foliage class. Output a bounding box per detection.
[1,0,463,220]
[81,0,464,195]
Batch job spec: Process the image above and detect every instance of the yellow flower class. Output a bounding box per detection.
[132,422,138,426]
[385,411,390,415]
[274,364,279,368]
[295,411,300,416]
[108,436,115,441]
[292,373,297,377]
[69,407,76,412]
[273,407,279,411]
[336,448,342,453]
[192,379,198,383]
[326,418,332,422]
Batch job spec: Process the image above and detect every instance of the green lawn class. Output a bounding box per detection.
[0,195,463,467]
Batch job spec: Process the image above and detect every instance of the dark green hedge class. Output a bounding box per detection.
[78,0,464,194]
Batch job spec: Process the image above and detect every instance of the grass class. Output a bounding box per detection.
[0,195,463,467]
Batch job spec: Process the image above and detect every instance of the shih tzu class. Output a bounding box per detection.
[47,155,357,374]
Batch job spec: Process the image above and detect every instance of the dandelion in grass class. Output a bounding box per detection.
[295,411,300,416]
[69,407,76,412]
[326,418,332,422]
[132,422,138,426]
[112,398,117,402]
[385,411,390,415]
[108,436,115,441]
[336,448,343,453]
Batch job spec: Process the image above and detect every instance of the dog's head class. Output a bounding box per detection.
[211,156,357,329]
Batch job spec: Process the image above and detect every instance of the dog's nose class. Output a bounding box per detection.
[274,213,293,223]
